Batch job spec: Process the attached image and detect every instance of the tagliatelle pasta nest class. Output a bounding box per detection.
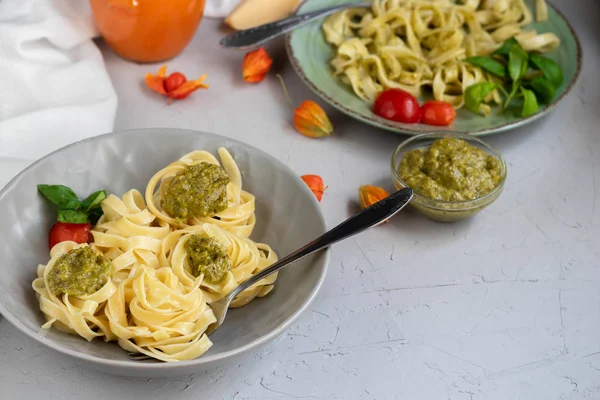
[322,0,560,110]
[32,148,279,362]
[146,148,256,237]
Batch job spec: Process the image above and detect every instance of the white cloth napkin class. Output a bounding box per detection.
[205,0,241,18]
[0,0,117,189]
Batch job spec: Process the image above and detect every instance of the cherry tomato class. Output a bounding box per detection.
[373,89,421,124]
[49,222,90,250]
[420,100,456,126]
[164,72,187,92]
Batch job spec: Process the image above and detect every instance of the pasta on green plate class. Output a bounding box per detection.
[322,0,559,114]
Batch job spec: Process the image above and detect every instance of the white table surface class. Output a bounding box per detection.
[1,1,599,398]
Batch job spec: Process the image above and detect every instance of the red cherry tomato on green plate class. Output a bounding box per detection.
[420,100,456,126]
[49,222,90,250]
[164,72,187,93]
[373,89,421,124]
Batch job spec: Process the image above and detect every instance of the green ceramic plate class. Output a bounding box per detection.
[286,0,582,135]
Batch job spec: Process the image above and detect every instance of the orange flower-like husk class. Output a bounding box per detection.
[169,75,209,99]
[145,65,168,95]
[301,175,326,202]
[145,65,209,101]
[294,100,333,138]
[242,48,273,83]
[359,185,391,221]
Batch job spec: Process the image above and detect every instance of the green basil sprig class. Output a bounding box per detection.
[37,185,106,225]
[463,38,564,118]
[502,43,530,110]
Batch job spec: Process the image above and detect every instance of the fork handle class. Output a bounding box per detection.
[219,3,370,50]
[224,188,413,302]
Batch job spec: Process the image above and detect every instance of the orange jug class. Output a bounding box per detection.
[90,0,206,63]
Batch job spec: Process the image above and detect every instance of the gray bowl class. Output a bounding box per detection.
[0,128,329,377]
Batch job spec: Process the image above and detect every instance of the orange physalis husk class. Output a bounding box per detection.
[294,100,333,138]
[145,65,168,95]
[145,65,209,102]
[359,185,391,222]
[242,48,273,83]
[169,76,209,99]
[301,175,327,202]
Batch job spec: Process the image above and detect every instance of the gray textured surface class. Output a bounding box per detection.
[1,0,600,397]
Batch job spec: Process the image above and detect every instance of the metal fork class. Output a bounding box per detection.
[128,187,413,361]
[219,2,371,50]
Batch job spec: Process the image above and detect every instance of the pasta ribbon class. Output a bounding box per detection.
[105,265,216,362]
[91,189,167,282]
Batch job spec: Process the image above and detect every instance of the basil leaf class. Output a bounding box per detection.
[465,82,497,114]
[492,38,519,58]
[529,54,564,87]
[37,184,81,210]
[88,208,104,226]
[521,87,539,117]
[57,209,89,224]
[464,56,507,77]
[81,190,106,212]
[508,44,529,82]
[529,77,556,104]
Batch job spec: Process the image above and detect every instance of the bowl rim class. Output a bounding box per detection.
[390,132,507,210]
[0,128,330,371]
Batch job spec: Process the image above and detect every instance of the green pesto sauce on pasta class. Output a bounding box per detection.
[185,233,231,283]
[164,163,230,220]
[48,246,112,296]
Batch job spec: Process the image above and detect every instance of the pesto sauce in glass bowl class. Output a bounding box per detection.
[398,137,502,202]
[392,134,506,223]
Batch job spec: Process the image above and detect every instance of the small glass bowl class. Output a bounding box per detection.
[391,132,507,223]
